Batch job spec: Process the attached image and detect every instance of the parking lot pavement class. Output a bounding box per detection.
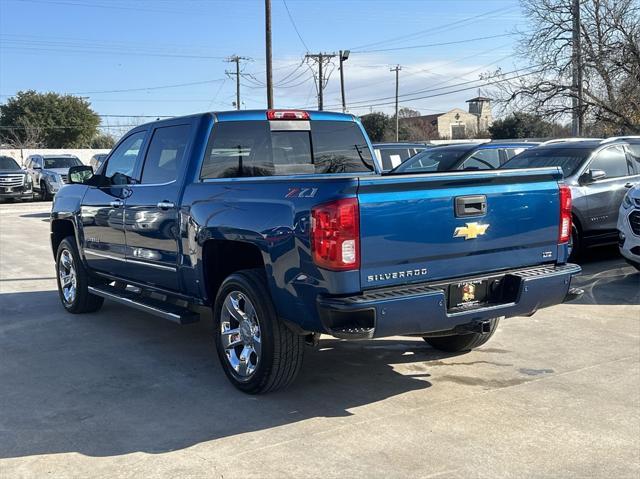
[0,201,638,479]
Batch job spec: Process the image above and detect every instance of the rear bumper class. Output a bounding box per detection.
[317,263,582,339]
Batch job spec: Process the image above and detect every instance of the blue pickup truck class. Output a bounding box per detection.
[51,110,582,393]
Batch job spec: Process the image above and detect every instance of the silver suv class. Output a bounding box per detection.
[502,137,640,256]
[24,154,83,200]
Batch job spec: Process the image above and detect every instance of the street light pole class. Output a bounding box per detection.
[339,50,350,113]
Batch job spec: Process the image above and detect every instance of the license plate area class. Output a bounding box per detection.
[445,274,520,313]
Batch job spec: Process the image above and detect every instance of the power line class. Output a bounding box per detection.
[225,55,251,110]
[305,52,336,110]
[282,0,310,51]
[352,33,517,54]
[65,78,225,95]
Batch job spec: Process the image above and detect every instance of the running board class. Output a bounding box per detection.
[88,285,200,325]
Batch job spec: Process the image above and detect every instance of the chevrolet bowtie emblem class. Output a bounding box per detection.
[454,222,489,240]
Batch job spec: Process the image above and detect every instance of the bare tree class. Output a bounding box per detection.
[2,119,45,149]
[490,0,639,134]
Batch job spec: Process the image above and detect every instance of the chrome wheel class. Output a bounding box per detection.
[220,291,261,380]
[58,249,77,304]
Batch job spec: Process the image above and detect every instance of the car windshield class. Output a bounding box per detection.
[44,157,82,169]
[392,147,471,173]
[0,157,20,170]
[500,148,591,177]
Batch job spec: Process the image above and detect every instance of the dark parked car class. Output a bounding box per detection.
[501,137,640,255]
[0,155,33,201]
[393,141,538,173]
[372,142,429,170]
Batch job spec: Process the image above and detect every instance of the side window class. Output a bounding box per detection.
[589,146,631,179]
[104,131,146,185]
[141,125,192,184]
[462,149,500,170]
[627,145,640,174]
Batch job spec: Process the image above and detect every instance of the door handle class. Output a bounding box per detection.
[157,201,175,210]
[109,199,123,208]
[624,182,633,188]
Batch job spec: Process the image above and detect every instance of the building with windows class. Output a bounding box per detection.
[402,97,493,140]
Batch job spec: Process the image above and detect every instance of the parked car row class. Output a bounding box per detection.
[0,153,108,202]
[377,137,640,259]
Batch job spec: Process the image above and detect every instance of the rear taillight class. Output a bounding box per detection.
[559,185,572,243]
[266,110,309,120]
[311,198,360,271]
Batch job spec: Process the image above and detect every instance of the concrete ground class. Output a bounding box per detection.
[0,200,639,478]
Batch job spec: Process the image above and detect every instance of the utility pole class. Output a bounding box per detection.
[225,55,249,110]
[305,52,336,111]
[390,65,401,141]
[339,50,350,113]
[571,0,583,136]
[265,0,274,109]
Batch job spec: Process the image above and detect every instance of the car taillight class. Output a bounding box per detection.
[559,184,572,243]
[266,110,310,120]
[311,198,360,271]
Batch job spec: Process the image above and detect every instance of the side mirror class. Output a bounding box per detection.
[589,169,607,182]
[68,165,94,184]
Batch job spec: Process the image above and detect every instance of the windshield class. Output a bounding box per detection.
[501,148,591,177]
[392,147,470,173]
[375,147,426,170]
[44,157,82,169]
[0,157,20,170]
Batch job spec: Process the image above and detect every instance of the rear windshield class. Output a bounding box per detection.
[44,157,82,169]
[201,120,374,179]
[0,157,20,170]
[501,148,591,177]
[392,147,470,173]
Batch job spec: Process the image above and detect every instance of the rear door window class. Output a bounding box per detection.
[589,146,633,178]
[201,120,373,179]
[141,124,191,184]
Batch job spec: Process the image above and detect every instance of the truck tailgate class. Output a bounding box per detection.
[357,168,564,289]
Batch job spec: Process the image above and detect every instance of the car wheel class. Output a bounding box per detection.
[56,236,104,313]
[568,224,581,261]
[40,181,52,201]
[423,318,500,352]
[213,269,305,394]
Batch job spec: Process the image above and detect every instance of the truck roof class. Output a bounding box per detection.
[135,110,356,129]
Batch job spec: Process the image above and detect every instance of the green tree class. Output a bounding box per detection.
[360,112,391,142]
[90,132,116,149]
[0,90,101,148]
[489,113,560,139]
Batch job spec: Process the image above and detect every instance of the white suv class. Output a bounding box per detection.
[618,184,640,270]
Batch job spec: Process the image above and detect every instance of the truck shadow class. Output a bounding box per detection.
[0,290,442,459]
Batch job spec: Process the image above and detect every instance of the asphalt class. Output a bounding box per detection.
[0,200,639,478]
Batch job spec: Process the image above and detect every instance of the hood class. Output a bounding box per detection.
[0,169,27,175]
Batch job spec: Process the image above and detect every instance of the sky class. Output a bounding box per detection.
[0,0,529,135]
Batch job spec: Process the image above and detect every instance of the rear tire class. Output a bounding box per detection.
[213,269,305,394]
[424,318,500,352]
[56,236,104,313]
[40,181,52,201]
[568,224,581,261]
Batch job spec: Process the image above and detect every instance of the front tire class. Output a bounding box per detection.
[40,181,52,201]
[56,236,104,313]
[213,269,304,394]
[424,318,500,352]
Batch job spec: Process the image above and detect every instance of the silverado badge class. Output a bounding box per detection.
[454,222,489,240]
